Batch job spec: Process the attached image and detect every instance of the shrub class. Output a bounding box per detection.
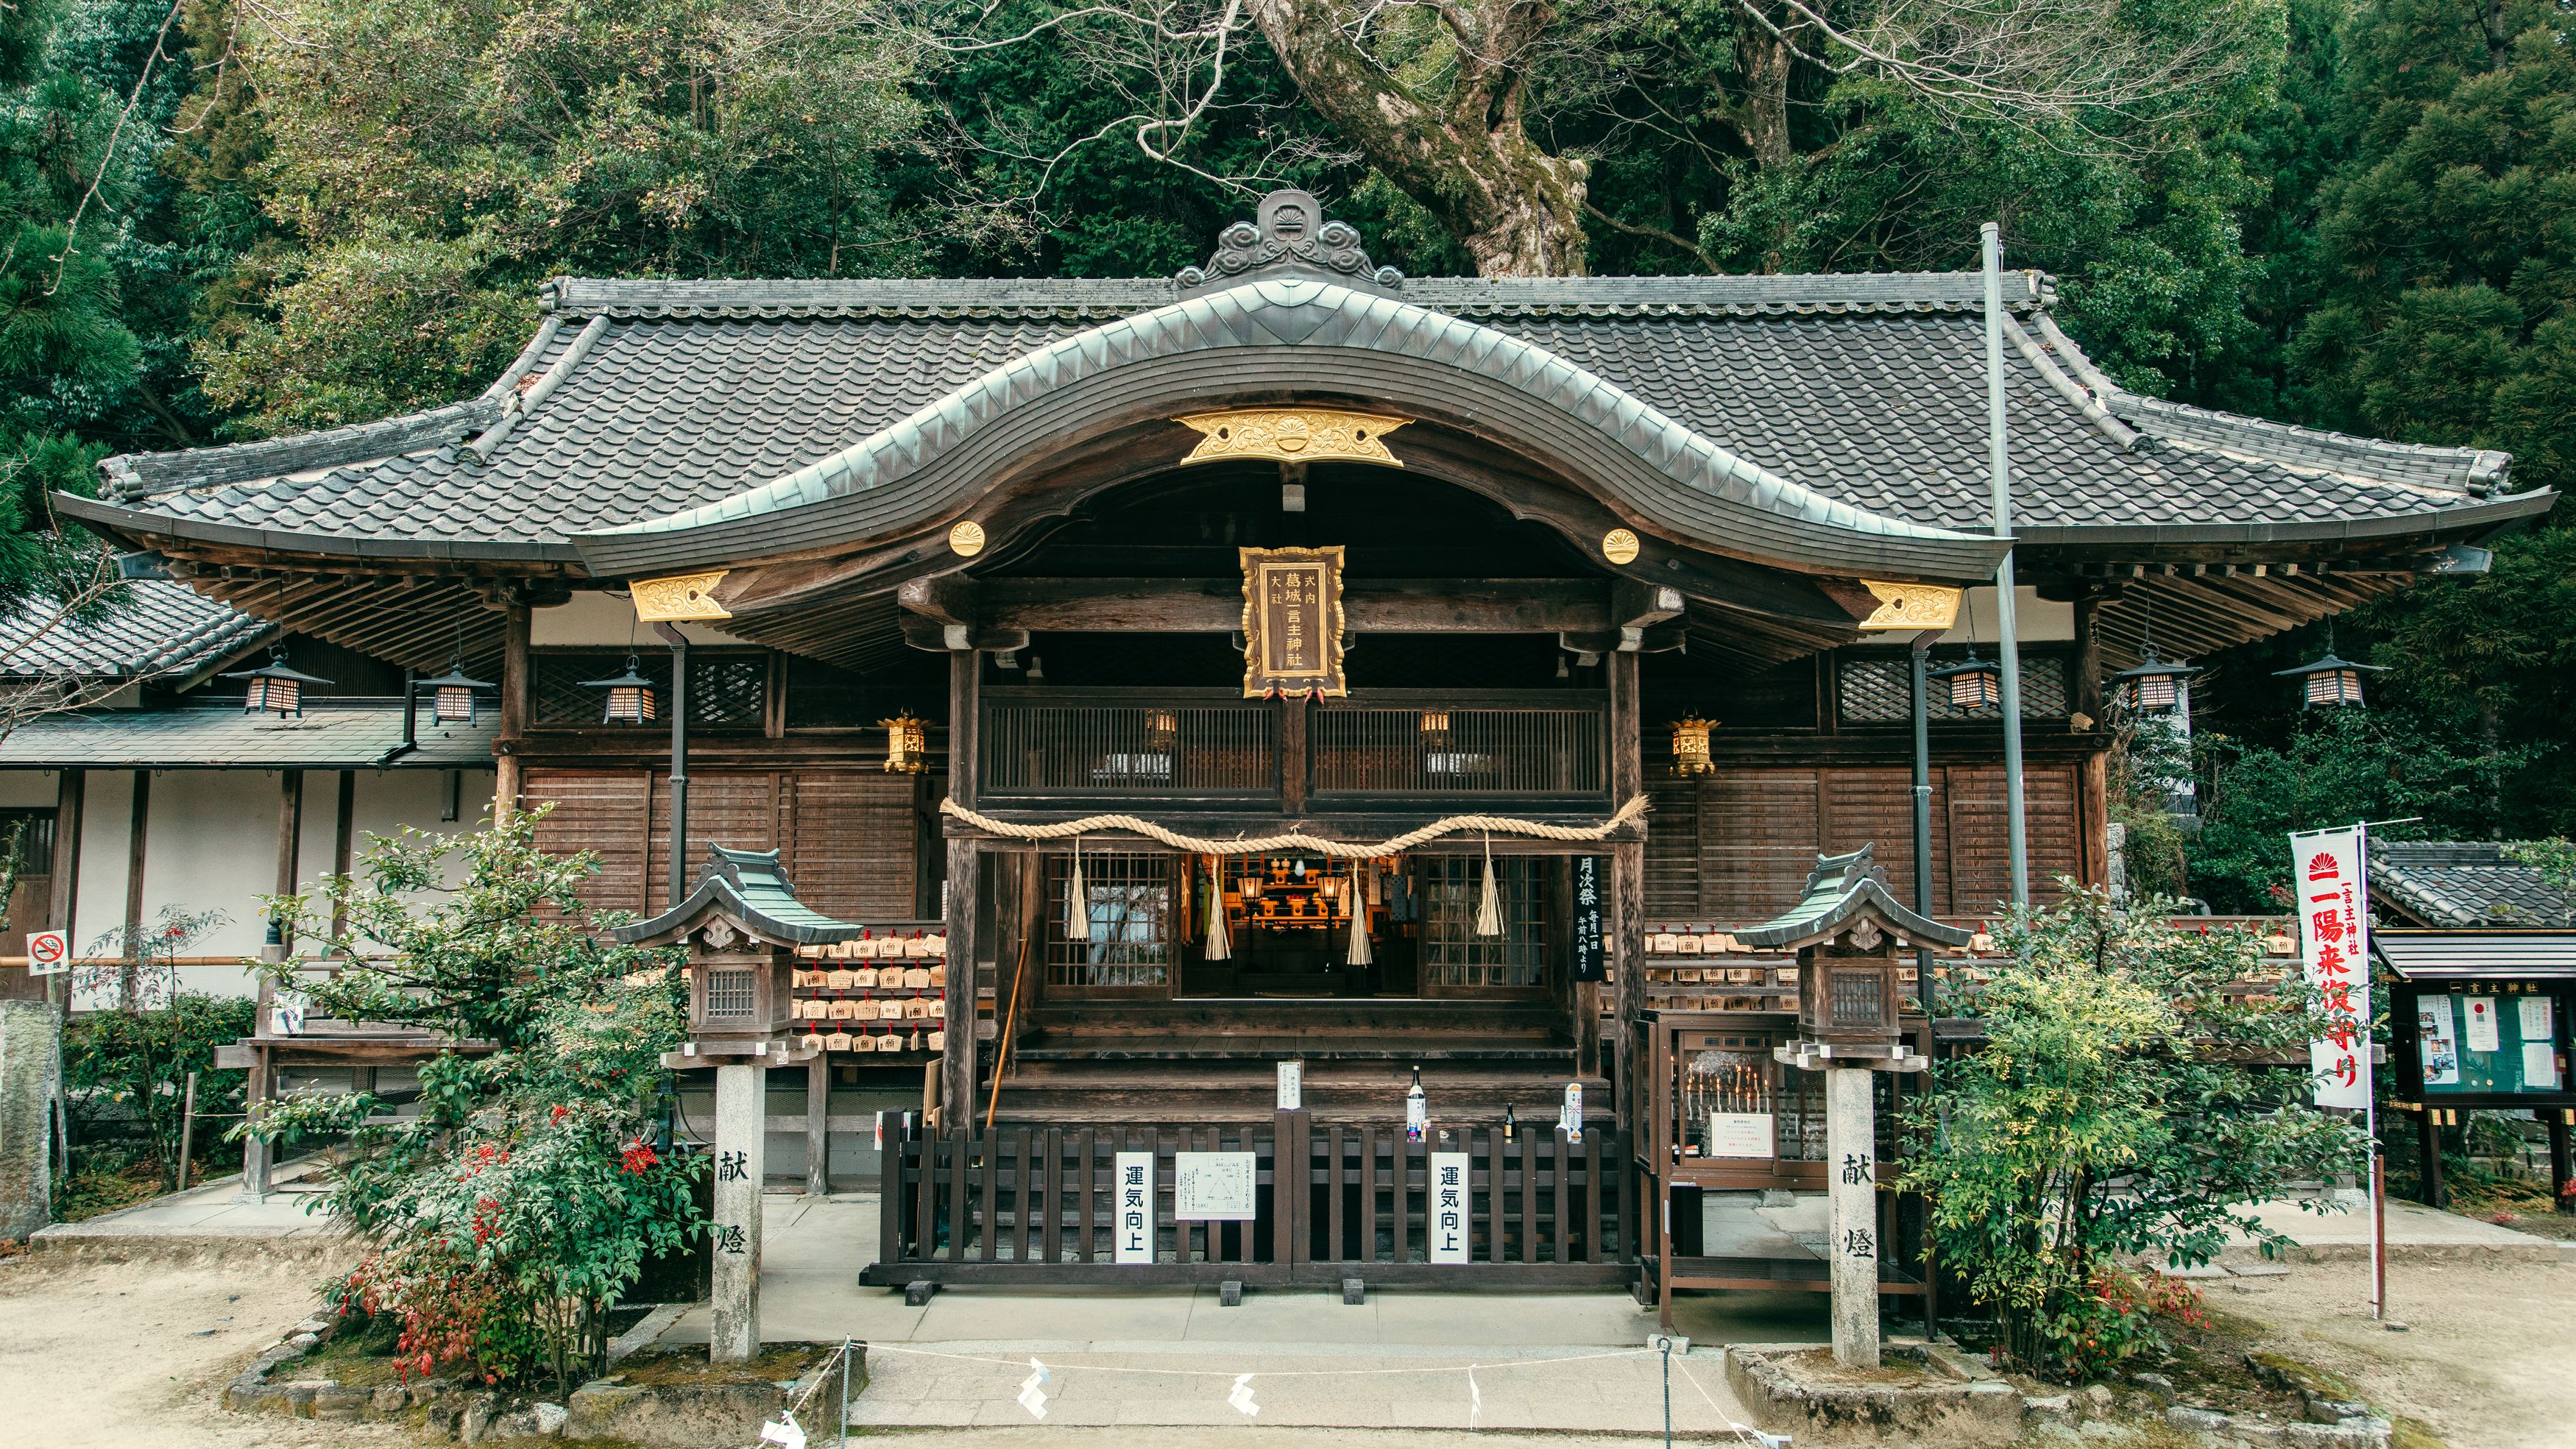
[247,809,696,1396]
[1902,885,2369,1379]
[60,991,256,1188]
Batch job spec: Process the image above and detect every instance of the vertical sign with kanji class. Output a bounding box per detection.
[1571,856,1605,982]
[2291,825,2373,1110]
[1239,546,1346,697]
[1429,1150,1470,1264]
[1114,1150,1155,1264]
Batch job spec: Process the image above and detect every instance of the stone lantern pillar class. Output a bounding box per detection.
[616,846,857,1364]
[1734,845,1971,1370]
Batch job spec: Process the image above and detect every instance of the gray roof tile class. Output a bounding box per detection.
[2369,840,2576,927]
[0,698,495,768]
[84,272,2534,559]
[0,581,272,680]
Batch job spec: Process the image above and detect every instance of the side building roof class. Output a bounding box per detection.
[2369,841,2576,928]
[0,580,273,684]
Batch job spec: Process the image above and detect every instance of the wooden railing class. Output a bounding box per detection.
[862,1111,1635,1286]
[978,687,1609,810]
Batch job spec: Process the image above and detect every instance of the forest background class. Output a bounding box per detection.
[2,0,2570,910]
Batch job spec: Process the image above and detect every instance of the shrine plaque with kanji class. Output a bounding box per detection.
[1241,545,1346,698]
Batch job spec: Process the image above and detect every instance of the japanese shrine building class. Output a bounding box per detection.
[64,192,2548,1149]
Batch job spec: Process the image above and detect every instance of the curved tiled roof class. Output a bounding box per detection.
[571,275,2003,581]
[65,263,2547,572]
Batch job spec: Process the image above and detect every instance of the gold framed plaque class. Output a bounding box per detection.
[1241,545,1346,698]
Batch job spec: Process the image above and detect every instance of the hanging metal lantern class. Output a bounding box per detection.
[580,654,658,725]
[1671,716,1718,776]
[222,646,333,718]
[2275,651,2384,709]
[2109,649,2200,712]
[416,659,494,726]
[1144,706,1178,754]
[1931,650,2003,710]
[881,712,930,773]
[1418,709,1451,748]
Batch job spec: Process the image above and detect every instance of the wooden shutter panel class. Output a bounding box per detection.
[1706,769,1820,921]
[1821,767,1945,917]
[525,768,651,914]
[647,771,782,915]
[1644,776,1705,918]
[789,770,921,920]
[1945,764,2083,915]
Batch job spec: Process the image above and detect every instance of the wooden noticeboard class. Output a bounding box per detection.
[1240,545,1345,697]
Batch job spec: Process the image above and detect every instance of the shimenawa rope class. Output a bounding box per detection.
[938,793,1650,857]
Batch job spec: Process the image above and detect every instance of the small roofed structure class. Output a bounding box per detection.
[2369,840,2576,928]
[1738,846,1972,1070]
[619,845,856,1065]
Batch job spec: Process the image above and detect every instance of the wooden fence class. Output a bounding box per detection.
[862,1111,1635,1288]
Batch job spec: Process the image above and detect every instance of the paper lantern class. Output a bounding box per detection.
[222,647,333,718]
[579,655,657,725]
[2275,651,2383,709]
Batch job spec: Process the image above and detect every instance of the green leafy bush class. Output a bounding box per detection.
[61,990,255,1188]
[1903,885,2368,1379]
[250,809,695,1395]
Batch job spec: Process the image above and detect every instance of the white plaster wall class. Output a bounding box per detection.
[0,770,60,808]
[532,589,749,647]
[1933,584,2073,645]
[60,766,498,1002]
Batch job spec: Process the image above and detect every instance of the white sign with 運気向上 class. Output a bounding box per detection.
[1429,1151,1470,1264]
[1114,1150,1155,1264]
[2290,826,2372,1110]
[1174,1151,1258,1221]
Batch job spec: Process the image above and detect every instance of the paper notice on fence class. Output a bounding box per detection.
[2419,997,2460,1087]
[1429,1151,1470,1264]
[2525,1042,2561,1091]
[1114,1151,1154,1264]
[1706,1112,1774,1158]
[1174,1151,1256,1220]
[2520,997,2554,1043]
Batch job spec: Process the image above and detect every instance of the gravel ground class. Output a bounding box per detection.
[2210,1253,2576,1449]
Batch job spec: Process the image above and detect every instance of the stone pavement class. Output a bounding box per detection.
[29,1166,341,1250]
[2223,1192,2575,1264]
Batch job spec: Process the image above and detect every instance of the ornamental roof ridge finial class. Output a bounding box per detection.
[1177,188,1404,295]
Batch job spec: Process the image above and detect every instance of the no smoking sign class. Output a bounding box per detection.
[26,929,68,975]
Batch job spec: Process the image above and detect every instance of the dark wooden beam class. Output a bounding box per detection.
[969,577,1614,635]
[896,573,980,629]
[898,616,1029,653]
[1610,581,1685,647]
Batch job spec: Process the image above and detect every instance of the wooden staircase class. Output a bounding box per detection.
[988,999,1610,1123]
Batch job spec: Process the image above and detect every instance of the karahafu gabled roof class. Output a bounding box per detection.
[1735,844,1973,951]
[614,844,866,949]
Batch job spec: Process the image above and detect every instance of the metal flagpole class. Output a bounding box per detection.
[2357,821,2387,1322]
[1981,222,2029,908]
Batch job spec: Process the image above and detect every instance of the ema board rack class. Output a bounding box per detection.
[790,924,946,1056]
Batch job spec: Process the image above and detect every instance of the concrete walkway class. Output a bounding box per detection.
[29,1170,341,1250]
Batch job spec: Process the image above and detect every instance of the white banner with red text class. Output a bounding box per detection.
[2290,824,2372,1110]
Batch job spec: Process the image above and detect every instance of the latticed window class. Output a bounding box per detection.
[1419,855,1548,990]
[703,968,759,1021]
[1837,652,2067,724]
[531,651,768,728]
[1830,968,1883,1030]
[1044,853,1173,988]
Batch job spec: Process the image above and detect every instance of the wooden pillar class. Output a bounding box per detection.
[330,771,356,940]
[1607,651,1646,1127]
[46,770,82,1016]
[2548,1110,2571,1216]
[941,839,977,1130]
[266,771,304,961]
[2416,1108,2445,1208]
[2550,1110,2572,1215]
[947,649,979,810]
[119,770,149,1009]
[806,1055,832,1197]
[2070,587,2106,726]
[241,1041,273,1200]
[494,602,530,820]
[1279,695,1309,815]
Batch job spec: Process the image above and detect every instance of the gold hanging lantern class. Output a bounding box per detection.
[1671,716,1718,776]
[1144,706,1179,753]
[881,713,929,773]
[1418,709,1451,748]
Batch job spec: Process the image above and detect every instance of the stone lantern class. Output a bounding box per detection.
[616,844,858,1364]
[1735,844,1971,1369]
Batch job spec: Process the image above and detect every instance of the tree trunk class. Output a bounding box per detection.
[1244,0,1589,275]
[1734,19,1796,168]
